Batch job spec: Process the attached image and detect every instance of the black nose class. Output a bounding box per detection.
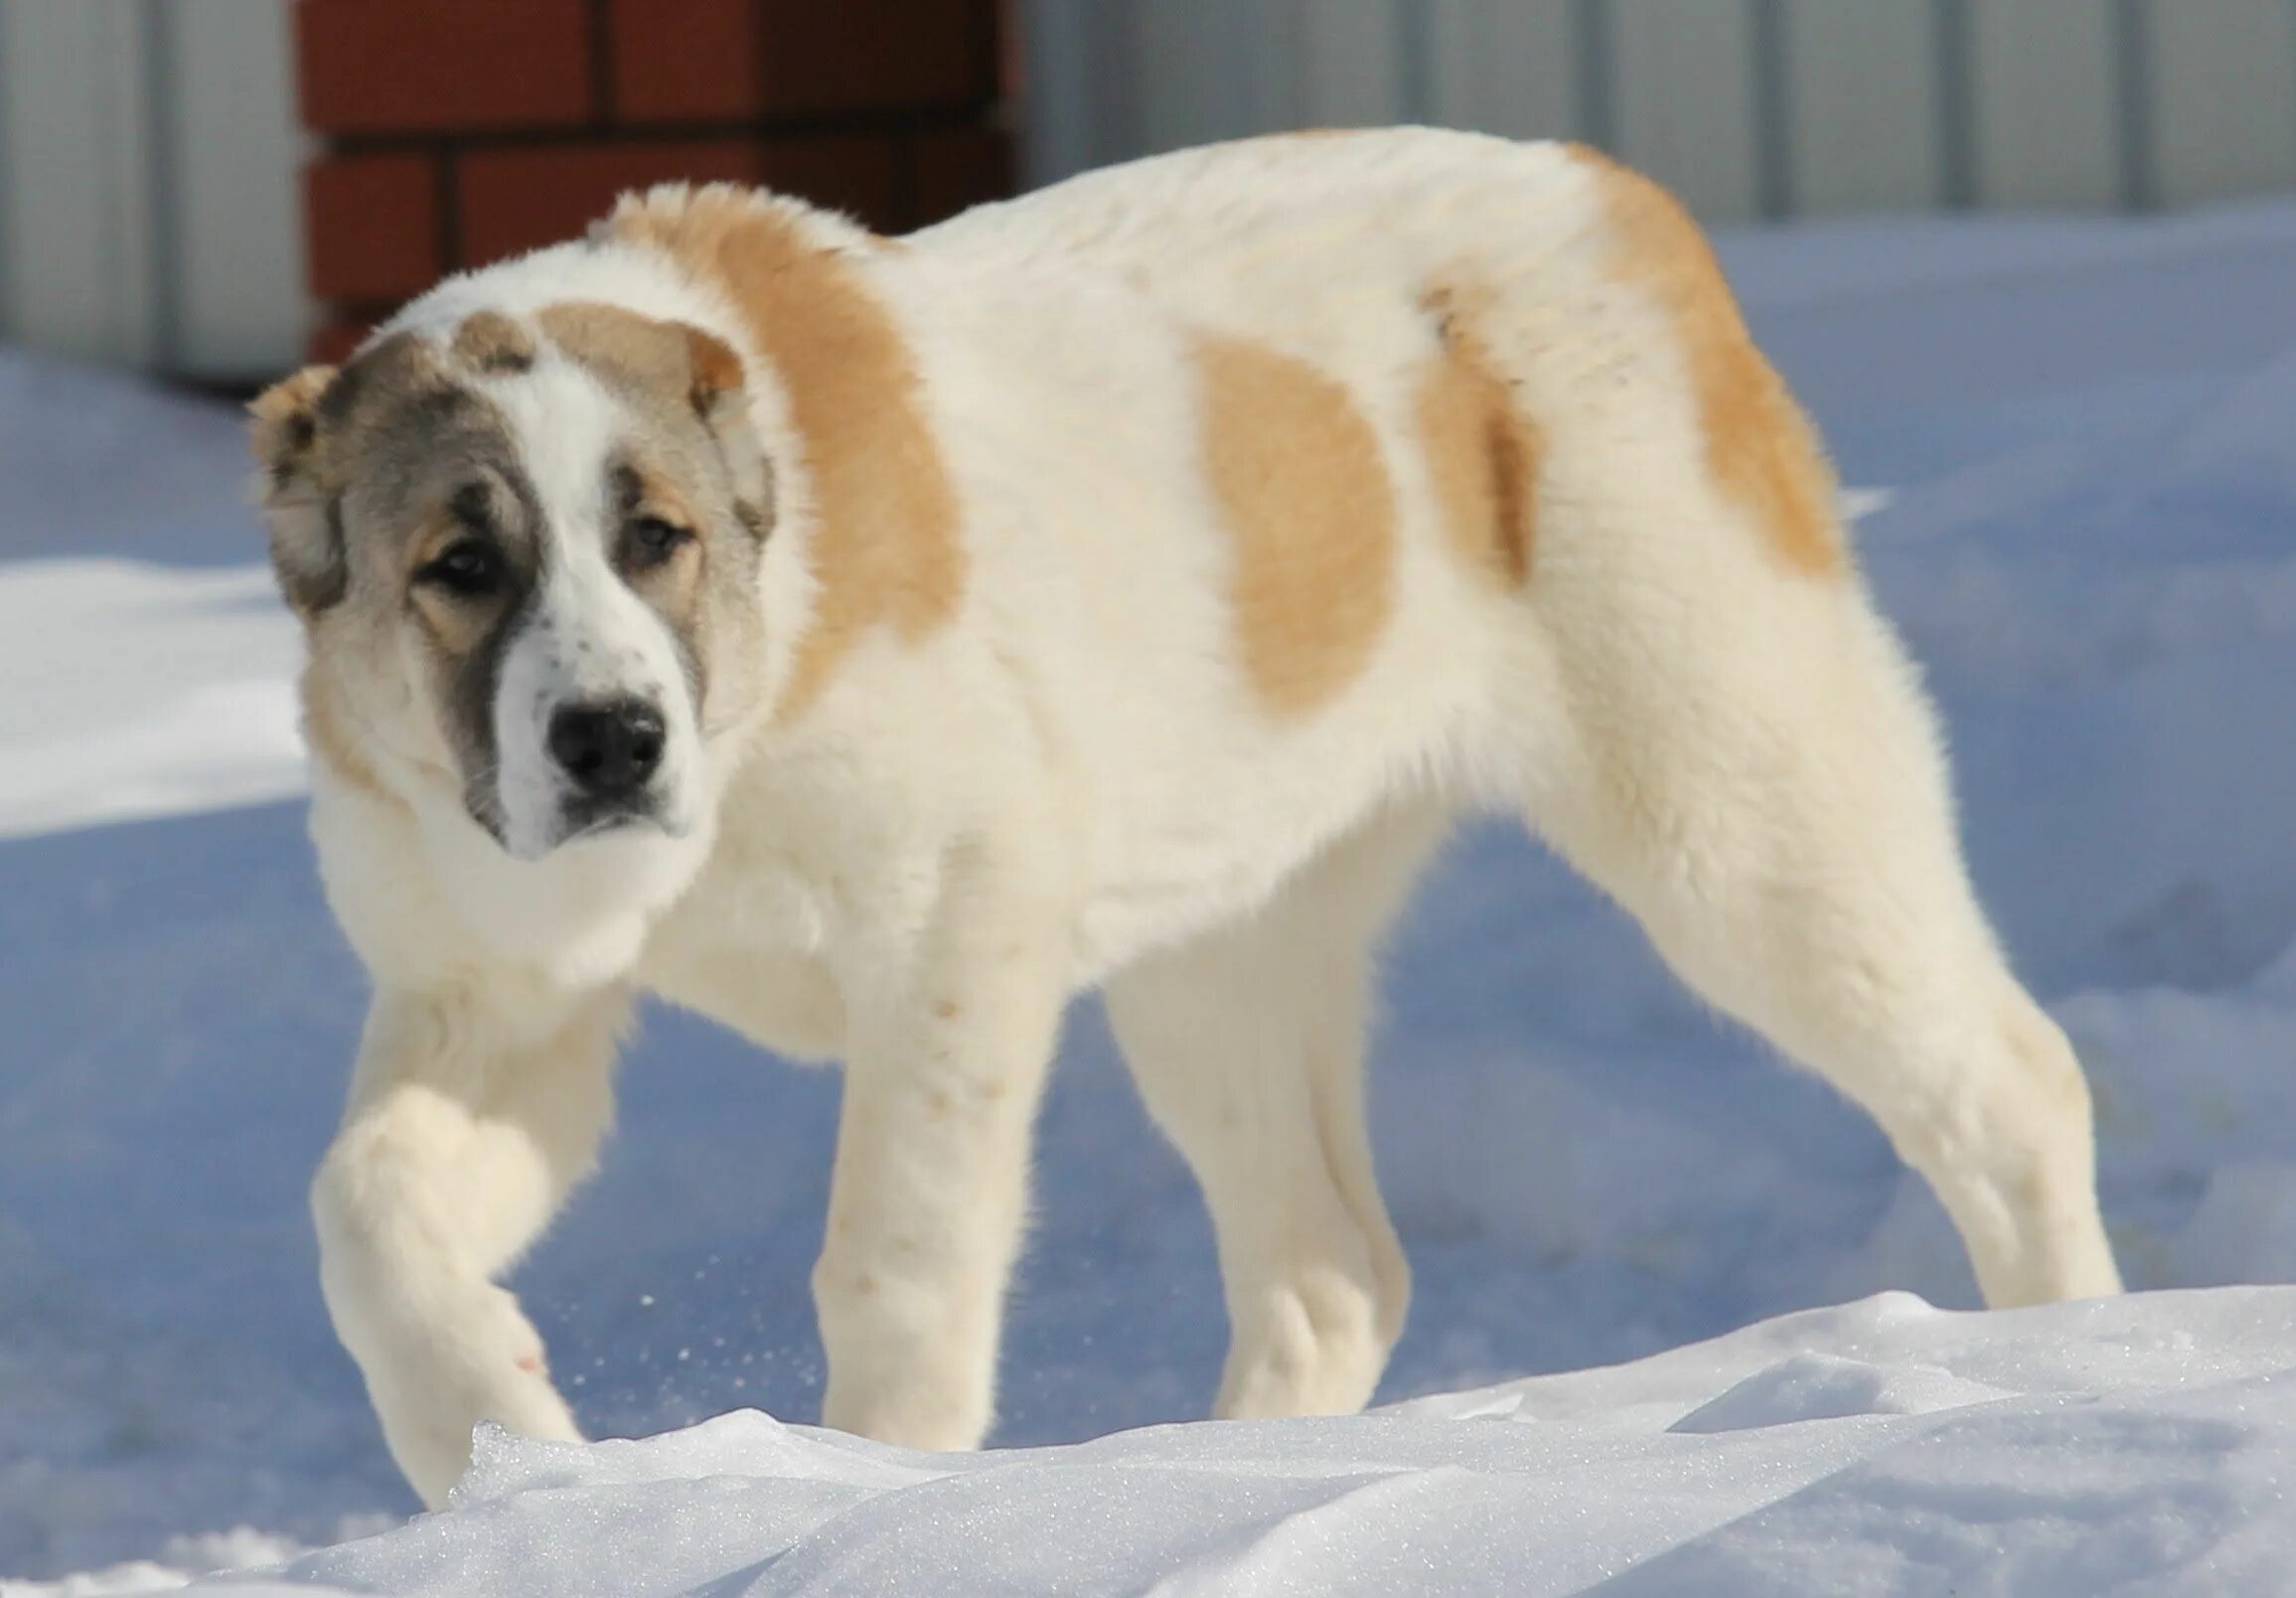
[547,699,666,799]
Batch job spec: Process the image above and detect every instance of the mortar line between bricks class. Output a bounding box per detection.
[891,114,922,232]
[435,146,465,274]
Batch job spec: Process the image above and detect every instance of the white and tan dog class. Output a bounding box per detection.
[252,128,2122,1508]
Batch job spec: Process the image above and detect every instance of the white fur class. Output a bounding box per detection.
[484,360,705,860]
[298,129,2122,1509]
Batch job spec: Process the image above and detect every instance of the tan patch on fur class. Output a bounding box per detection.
[534,301,742,414]
[299,670,388,799]
[1416,287,1541,588]
[449,310,536,374]
[403,516,506,659]
[601,187,965,721]
[615,457,710,631]
[1569,145,1844,576]
[249,366,348,615]
[1193,333,1396,716]
[248,365,337,472]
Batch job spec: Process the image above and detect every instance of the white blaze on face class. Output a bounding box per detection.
[486,359,703,861]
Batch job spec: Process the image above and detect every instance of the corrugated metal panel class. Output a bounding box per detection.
[1025,0,2296,225]
[0,0,303,376]
[162,0,308,376]
[1128,0,1273,157]
[1778,0,1946,214]
[1607,0,1766,223]
[12,0,2296,373]
[0,0,161,366]
[1966,0,2124,210]
[2147,0,2296,207]
[1421,0,1586,143]
[1289,0,1408,128]
[1018,0,1133,186]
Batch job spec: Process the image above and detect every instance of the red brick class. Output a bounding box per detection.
[456,140,767,266]
[305,155,444,303]
[310,311,389,367]
[608,0,997,122]
[607,0,761,123]
[299,0,595,135]
[911,126,1011,227]
[455,135,911,264]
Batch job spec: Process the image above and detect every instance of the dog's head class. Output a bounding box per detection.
[253,301,773,862]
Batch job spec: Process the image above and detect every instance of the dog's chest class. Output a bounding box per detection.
[636,848,848,1062]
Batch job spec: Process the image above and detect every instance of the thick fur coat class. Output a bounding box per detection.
[251,129,2121,1508]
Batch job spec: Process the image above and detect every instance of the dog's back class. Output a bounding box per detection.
[259,128,2121,1510]
[606,130,1846,978]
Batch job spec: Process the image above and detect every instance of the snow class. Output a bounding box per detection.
[152,1289,2296,1596]
[0,562,303,842]
[8,196,2296,1592]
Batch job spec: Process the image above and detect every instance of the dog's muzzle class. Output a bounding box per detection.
[545,695,671,838]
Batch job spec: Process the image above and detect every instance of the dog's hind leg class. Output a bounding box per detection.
[1518,535,2121,1308]
[1105,803,1448,1420]
[311,981,625,1508]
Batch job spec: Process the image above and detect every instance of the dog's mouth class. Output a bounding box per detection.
[467,790,686,861]
[559,794,675,847]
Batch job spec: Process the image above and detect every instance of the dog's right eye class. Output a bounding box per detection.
[418,540,502,597]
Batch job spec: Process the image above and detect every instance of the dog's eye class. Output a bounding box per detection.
[624,516,693,570]
[418,539,502,596]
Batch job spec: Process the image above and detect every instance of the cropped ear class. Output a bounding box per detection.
[249,365,347,616]
[683,326,772,537]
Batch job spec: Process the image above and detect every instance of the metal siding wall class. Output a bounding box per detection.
[1966,0,2124,209]
[1128,0,1277,156]
[1606,0,1765,223]
[0,0,160,366]
[1422,0,1586,142]
[11,0,2296,370]
[1292,0,1408,128]
[1019,0,1135,186]
[1024,0,2296,225]
[2147,0,2296,207]
[164,0,307,376]
[1778,0,1946,214]
[0,0,302,376]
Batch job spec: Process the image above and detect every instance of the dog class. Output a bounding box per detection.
[251,128,2123,1508]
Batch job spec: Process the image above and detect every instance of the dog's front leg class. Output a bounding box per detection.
[813,862,1072,1452]
[311,981,625,1508]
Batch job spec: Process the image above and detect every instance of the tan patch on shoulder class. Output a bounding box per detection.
[1193,333,1396,717]
[601,186,964,721]
[1416,286,1541,588]
[1568,145,1844,577]
[449,310,536,374]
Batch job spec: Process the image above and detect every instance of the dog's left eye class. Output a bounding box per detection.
[624,516,693,570]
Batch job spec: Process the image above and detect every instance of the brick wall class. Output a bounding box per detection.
[297,0,1013,362]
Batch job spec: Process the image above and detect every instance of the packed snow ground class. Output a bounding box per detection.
[6,197,2296,1591]
[176,1289,2296,1595]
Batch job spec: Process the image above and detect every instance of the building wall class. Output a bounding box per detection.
[8,0,2296,376]
[294,0,1007,364]
[1023,0,2296,221]
[0,0,305,378]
